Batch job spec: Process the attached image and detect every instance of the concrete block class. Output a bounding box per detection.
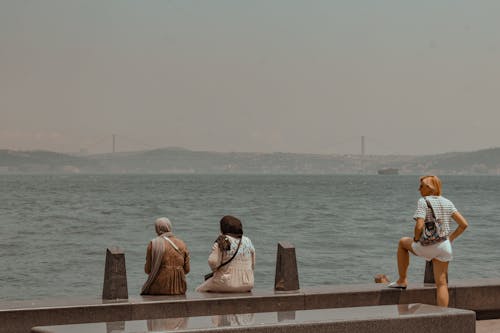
[398,286,437,306]
[146,317,188,330]
[277,311,295,322]
[181,291,305,317]
[454,280,500,319]
[4,279,500,332]
[102,247,128,300]
[106,321,124,333]
[0,300,132,333]
[274,242,299,291]
[377,288,403,305]
[303,284,381,309]
[30,304,476,333]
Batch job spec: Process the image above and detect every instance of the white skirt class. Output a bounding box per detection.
[411,239,453,262]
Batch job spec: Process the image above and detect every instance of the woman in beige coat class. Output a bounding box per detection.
[141,217,190,295]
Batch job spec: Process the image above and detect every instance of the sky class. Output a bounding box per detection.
[1,1,499,155]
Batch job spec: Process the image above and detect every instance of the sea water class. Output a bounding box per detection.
[0,174,498,301]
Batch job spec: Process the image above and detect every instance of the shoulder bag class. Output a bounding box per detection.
[204,238,242,281]
[420,198,446,246]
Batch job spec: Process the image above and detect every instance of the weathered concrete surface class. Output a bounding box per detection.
[274,242,299,291]
[102,247,128,300]
[476,318,500,333]
[453,279,500,320]
[2,279,500,333]
[31,304,476,333]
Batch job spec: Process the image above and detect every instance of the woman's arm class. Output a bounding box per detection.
[414,218,424,241]
[449,211,468,242]
[249,239,256,271]
[251,249,255,271]
[183,249,191,274]
[207,243,222,271]
[144,242,152,274]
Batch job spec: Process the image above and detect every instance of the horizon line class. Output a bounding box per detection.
[2,146,499,157]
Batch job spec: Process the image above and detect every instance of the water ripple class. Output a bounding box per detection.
[1,174,499,300]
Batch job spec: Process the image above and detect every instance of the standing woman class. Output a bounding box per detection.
[141,217,190,295]
[388,175,468,307]
[196,215,255,293]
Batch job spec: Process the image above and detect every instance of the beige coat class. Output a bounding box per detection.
[144,236,190,295]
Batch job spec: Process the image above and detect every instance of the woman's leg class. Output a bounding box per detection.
[396,237,416,285]
[432,259,449,307]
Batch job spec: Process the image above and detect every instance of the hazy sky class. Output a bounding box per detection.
[1,1,499,155]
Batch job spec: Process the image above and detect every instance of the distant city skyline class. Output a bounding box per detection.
[1,1,499,155]
[34,133,440,156]
[3,133,497,157]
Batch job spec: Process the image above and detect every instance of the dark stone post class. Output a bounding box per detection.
[274,242,300,291]
[102,247,128,299]
[424,261,435,283]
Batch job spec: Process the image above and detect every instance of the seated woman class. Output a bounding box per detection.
[141,217,190,295]
[196,215,255,293]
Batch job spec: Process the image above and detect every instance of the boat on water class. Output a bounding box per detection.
[377,168,399,175]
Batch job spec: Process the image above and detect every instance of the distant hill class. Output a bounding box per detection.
[1,147,500,175]
[0,149,98,173]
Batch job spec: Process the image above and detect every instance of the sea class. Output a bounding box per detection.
[0,174,498,302]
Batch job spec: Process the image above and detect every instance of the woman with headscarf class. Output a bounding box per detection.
[196,215,255,293]
[141,217,190,295]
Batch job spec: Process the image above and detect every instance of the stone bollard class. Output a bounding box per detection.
[424,260,448,284]
[102,247,128,299]
[424,261,435,283]
[274,241,300,291]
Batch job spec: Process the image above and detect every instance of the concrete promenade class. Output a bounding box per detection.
[29,318,500,333]
[2,279,500,333]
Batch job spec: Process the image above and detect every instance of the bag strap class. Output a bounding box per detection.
[163,236,182,255]
[216,237,242,270]
[424,197,437,220]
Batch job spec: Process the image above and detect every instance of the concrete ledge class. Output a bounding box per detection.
[453,279,500,319]
[477,318,500,333]
[31,304,476,333]
[2,279,499,333]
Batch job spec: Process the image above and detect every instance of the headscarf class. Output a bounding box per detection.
[141,217,173,295]
[155,217,173,236]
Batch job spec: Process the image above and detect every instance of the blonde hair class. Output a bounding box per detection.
[420,175,442,196]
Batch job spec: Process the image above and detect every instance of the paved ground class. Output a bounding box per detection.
[477,319,500,333]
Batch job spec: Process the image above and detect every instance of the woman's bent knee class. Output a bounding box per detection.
[398,237,412,249]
